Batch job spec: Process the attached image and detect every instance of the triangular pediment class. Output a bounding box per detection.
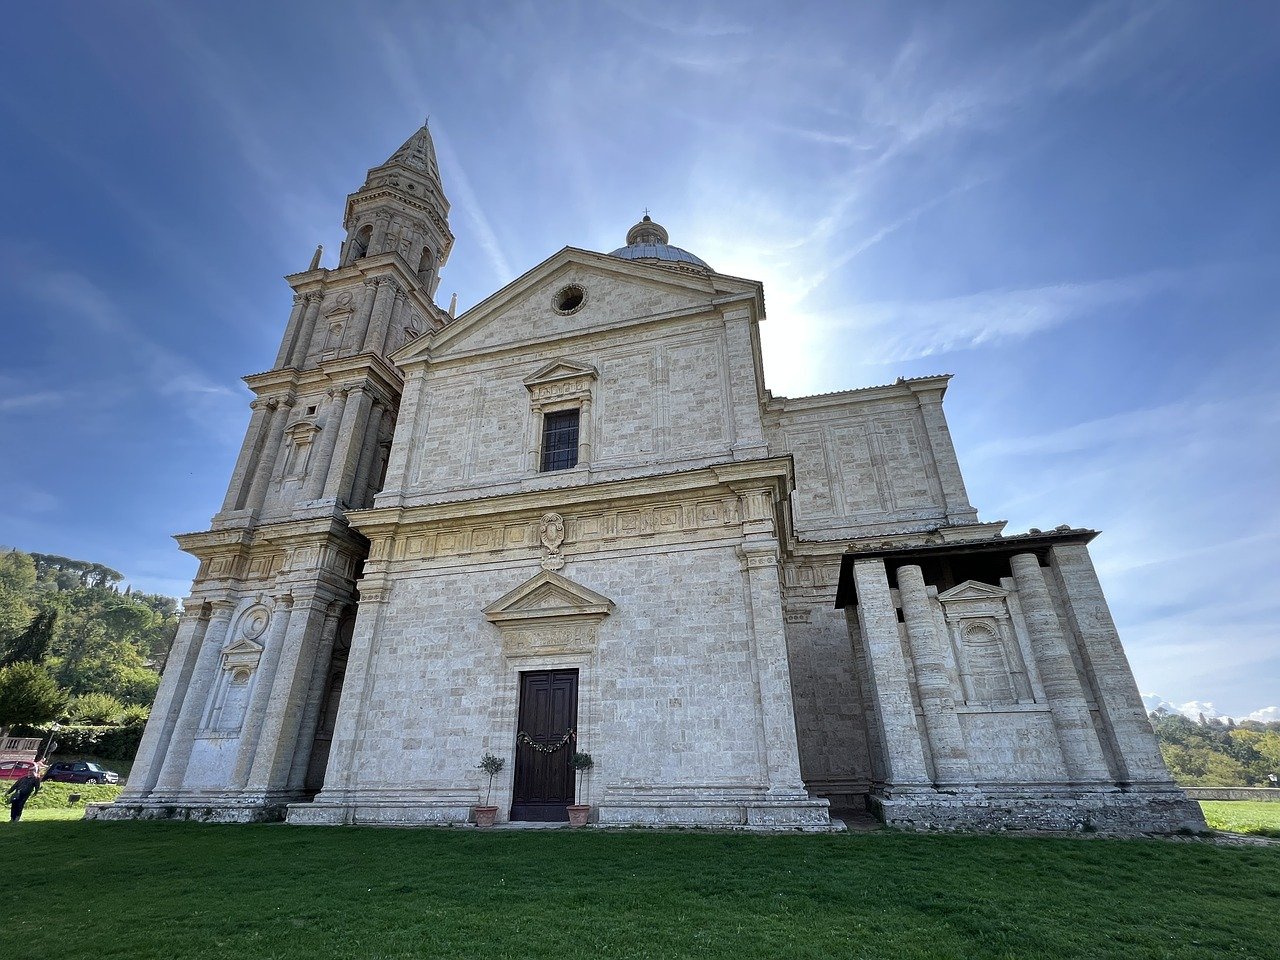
[523,359,598,387]
[222,637,264,656]
[937,580,1008,602]
[392,246,760,365]
[484,570,613,625]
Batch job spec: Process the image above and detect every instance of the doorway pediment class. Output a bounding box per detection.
[484,570,613,626]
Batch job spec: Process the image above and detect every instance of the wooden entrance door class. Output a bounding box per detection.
[511,669,579,822]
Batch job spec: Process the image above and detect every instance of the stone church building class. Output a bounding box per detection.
[99,123,1202,831]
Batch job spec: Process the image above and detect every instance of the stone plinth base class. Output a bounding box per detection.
[285,788,836,831]
[871,786,1206,834]
[86,790,307,824]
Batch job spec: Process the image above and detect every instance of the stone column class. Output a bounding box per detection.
[121,601,211,797]
[285,606,345,792]
[323,386,375,504]
[219,400,272,514]
[244,396,293,515]
[345,278,378,351]
[351,402,387,508]
[363,278,400,355]
[377,287,408,355]
[1010,553,1112,784]
[723,308,768,458]
[914,386,978,524]
[245,593,332,794]
[739,539,807,794]
[229,594,294,788]
[153,599,236,793]
[380,368,425,498]
[578,396,593,466]
[289,293,325,369]
[897,565,971,785]
[302,390,347,501]
[370,212,391,256]
[851,559,932,788]
[1049,543,1173,785]
[273,294,307,368]
[318,582,391,796]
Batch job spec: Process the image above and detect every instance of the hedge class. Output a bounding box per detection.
[22,781,123,811]
[30,723,144,762]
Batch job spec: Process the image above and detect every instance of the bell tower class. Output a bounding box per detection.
[109,121,454,821]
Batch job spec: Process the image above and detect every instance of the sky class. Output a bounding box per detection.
[0,1,1276,717]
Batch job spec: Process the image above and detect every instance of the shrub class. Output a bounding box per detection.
[24,781,122,811]
[0,661,67,732]
[68,691,127,725]
[39,722,144,761]
[120,703,151,725]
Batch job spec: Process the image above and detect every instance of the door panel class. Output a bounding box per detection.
[510,669,579,821]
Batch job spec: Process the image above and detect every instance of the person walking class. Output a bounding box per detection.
[5,765,44,822]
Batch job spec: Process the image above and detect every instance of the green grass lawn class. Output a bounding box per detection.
[1200,800,1280,837]
[1,821,1277,960]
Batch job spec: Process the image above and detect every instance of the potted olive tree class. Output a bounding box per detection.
[475,752,505,828]
[567,751,594,827]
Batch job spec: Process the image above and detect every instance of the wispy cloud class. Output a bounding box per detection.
[11,266,243,442]
[369,24,515,288]
[0,389,68,414]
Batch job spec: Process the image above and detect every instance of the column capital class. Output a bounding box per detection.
[208,598,239,618]
[292,293,305,305]
[304,291,324,305]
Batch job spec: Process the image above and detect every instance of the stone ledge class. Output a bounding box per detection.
[871,790,1207,834]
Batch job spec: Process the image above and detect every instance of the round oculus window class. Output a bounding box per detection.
[553,284,586,315]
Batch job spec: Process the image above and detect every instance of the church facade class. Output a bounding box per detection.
[97,123,1203,832]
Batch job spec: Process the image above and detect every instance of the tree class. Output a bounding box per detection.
[0,550,36,646]
[1,606,58,666]
[0,661,67,735]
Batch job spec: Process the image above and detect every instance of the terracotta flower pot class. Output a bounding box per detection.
[474,805,498,828]
[567,804,591,827]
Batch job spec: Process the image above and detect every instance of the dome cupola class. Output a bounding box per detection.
[609,214,711,273]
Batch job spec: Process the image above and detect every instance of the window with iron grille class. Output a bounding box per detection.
[540,409,580,471]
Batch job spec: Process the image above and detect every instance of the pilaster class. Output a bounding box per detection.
[1049,543,1174,786]
[1009,553,1112,784]
[120,600,211,797]
[274,293,308,368]
[851,559,932,789]
[897,565,972,786]
[220,400,272,514]
[323,385,375,503]
[153,598,236,792]
[229,594,294,788]
[245,395,294,515]
[286,605,346,792]
[301,389,348,501]
[737,537,807,795]
[244,592,333,793]
[913,386,978,524]
[290,293,324,369]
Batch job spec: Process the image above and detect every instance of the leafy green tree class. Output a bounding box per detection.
[68,691,127,725]
[1,605,58,666]
[0,550,36,646]
[0,661,67,735]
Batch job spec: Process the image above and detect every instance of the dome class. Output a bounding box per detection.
[609,215,711,272]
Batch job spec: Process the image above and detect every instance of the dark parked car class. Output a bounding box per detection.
[0,760,39,781]
[44,761,118,784]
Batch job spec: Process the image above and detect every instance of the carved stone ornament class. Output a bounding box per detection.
[539,513,565,552]
[484,570,613,659]
[240,605,270,641]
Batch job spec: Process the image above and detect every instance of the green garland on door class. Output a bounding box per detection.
[516,729,575,754]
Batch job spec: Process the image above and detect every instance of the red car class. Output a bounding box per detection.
[0,760,39,780]
[44,761,119,784]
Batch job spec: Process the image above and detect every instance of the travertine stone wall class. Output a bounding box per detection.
[305,530,819,825]
[764,379,978,540]
[399,314,759,504]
